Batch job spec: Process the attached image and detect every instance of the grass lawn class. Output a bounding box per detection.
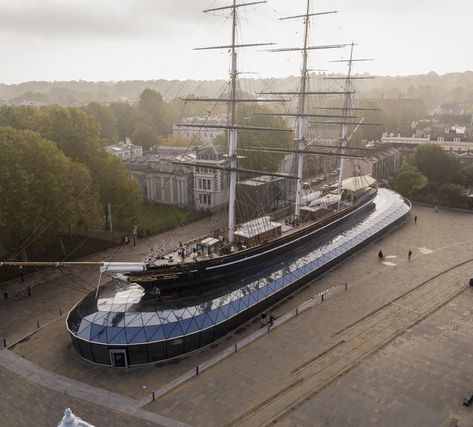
[115,203,206,237]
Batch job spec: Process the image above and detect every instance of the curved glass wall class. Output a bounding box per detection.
[67,189,410,366]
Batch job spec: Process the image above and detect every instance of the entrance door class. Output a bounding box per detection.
[109,349,128,368]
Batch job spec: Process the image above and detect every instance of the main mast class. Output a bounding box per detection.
[337,43,355,198]
[259,3,351,218]
[227,0,239,243]
[177,1,290,244]
[294,0,311,218]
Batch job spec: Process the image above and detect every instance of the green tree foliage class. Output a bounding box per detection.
[94,155,142,222]
[0,126,102,256]
[135,89,171,136]
[0,105,142,222]
[36,107,103,164]
[236,105,292,172]
[109,102,136,140]
[437,184,469,208]
[461,166,473,187]
[0,105,43,130]
[393,161,428,196]
[414,144,460,184]
[84,102,118,143]
[131,123,159,151]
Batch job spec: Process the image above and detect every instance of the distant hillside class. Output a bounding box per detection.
[1,71,472,109]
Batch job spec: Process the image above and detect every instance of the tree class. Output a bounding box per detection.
[84,102,118,143]
[0,105,142,222]
[414,144,460,184]
[136,89,171,135]
[132,123,159,151]
[0,126,101,258]
[437,184,469,208]
[110,102,136,140]
[94,155,142,222]
[236,104,292,172]
[36,106,103,165]
[393,161,428,196]
[461,166,473,187]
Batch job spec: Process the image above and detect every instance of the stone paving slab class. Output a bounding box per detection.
[283,290,473,427]
[0,348,191,427]
[4,206,473,426]
[0,365,159,427]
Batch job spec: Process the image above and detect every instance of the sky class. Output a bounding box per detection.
[0,0,470,84]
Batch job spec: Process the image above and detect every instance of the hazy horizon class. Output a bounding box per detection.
[0,0,471,85]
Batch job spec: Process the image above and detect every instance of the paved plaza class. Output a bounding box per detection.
[2,206,473,426]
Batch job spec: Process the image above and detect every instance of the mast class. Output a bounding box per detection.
[227,0,238,243]
[260,4,346,218]
[294,0,311,218]
[337,42,355,200]
[178,1,290,244]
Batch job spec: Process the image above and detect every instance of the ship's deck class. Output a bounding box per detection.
[146,198,354,267]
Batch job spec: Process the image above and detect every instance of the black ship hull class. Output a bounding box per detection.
[127,190,377,293]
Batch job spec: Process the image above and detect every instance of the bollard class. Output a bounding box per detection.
[152,391,156,401]
[3,338,6,348]
[196,365,199,376]
[321,294,324,302]
[234,343,237,353]
[296,307,299,316]
[345,282,348,290]
[37,320,40,329]
[59,308,62,316]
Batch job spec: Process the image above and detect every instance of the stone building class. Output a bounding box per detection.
[172,115,226,143]
[193,144,229,211]
[125,147,195,206]
[105,137,143,161]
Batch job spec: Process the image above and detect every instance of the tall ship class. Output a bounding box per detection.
[2,0,381,295]
[118,0,381,294]
[0,1,413,368]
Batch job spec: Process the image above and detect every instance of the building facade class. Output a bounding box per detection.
[172,115,226,143]
[105,138,143,161]
[193,144,229,211]
[125,147,195,206]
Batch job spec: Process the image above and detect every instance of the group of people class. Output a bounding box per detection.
[260,311,275,327]
[378,249,413,261]
[3,286,31,301]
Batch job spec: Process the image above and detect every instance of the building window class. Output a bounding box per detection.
[199,194,203,204]
[454,137,460,142]
[437,137,444,142]
[198,179,202,189]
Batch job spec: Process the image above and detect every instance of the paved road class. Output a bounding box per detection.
[3,206,473,426]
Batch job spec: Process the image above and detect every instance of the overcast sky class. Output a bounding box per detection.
[0,0,470,84]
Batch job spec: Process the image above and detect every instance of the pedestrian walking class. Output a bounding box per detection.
[408,249,412,261]
[260,312,267,327]
[434,206,438,213]
[378,250,384,261]
[3,291,9,301]
[27,286,31,297]
[414,215,417,224]
[269,314,275,326]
